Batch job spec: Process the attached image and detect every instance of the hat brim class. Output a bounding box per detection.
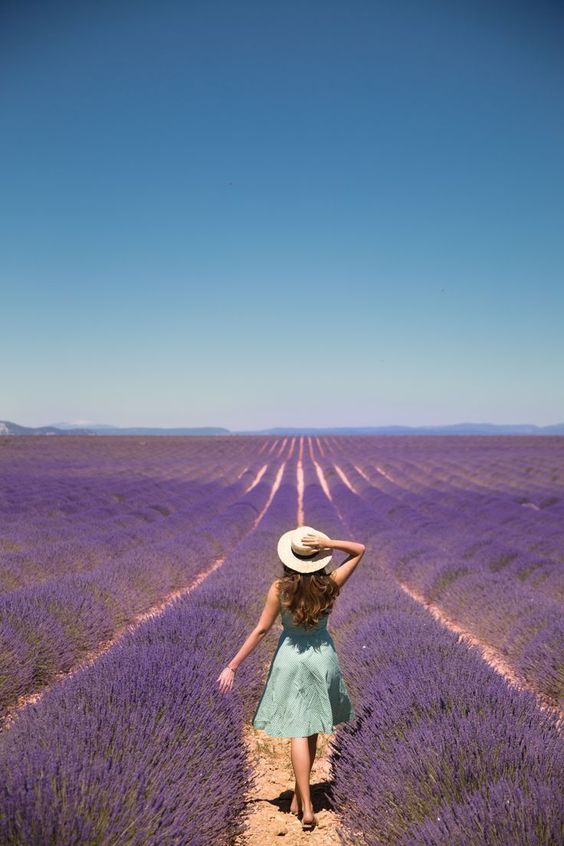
[277,526,333,573]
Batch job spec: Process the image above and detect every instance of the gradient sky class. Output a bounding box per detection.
[1,0,563,429]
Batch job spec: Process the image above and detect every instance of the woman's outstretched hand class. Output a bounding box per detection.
[301,532,333,550]
[216,667,236,694]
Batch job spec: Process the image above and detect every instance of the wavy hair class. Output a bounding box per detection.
[278,563,341,630]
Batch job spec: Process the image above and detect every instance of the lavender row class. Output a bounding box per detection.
[323,445,564,600]
[301,457,563,846]
[354,459,564,599]
[0,436,279,591]
[0,474,251,592]
[341,470,563,704]
[321,449,564,704]
[0,460,297,845]
[0,461,282,717]
[321,434,564,504]
[321,435,564,559]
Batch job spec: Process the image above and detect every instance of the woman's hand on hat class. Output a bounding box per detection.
[217,666,236,694]
[302,532,332,550]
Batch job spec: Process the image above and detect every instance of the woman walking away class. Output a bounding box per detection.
[217,526,366,833]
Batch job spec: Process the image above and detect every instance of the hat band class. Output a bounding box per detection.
[291,549,319,560]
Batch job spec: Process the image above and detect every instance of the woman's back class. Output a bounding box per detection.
[280,604,332,637]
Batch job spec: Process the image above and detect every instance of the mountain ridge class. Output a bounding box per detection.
[1,420,563,437]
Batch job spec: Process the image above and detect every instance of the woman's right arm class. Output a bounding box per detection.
[326,539,366,588]
[325,538,365,556]
[302,534,366,588]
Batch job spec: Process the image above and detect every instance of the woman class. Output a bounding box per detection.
[216,526,366,832]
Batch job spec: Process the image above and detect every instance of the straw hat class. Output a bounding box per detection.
[277,525,333,574]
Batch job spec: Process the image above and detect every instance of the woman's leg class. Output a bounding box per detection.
[290,733,318,813]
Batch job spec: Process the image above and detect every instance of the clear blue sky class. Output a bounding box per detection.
[1,0,563,429]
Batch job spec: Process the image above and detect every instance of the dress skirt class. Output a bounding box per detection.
[251,626,355,738]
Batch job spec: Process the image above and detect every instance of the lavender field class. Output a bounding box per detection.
[0,434,562,845]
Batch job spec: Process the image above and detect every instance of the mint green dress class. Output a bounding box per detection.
[252,604,355,738]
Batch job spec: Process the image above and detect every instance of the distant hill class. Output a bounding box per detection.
[1,419,563,436]
[237,423,564,436]
[0,420,96,436]
[0,421,230,436]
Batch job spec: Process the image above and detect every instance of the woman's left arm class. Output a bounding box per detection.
[216,580,280,694]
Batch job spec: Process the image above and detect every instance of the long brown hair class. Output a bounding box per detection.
[278,564,340,630]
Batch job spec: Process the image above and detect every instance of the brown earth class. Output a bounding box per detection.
[234,447,367,845]
[233,724,366,846]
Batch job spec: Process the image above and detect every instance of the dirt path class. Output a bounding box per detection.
[233,725,352,845]
[233,447,368,846]
[297,436,305,525]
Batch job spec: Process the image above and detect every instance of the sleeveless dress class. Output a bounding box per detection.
[251,603,355,738]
